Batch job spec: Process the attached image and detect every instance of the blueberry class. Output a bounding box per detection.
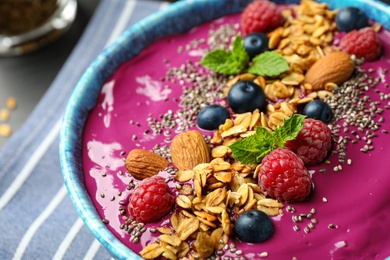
[335,7,369,32]
[302,100,333,124]
[227,81,266,114]
[234,209,274,243]
[197,104,230,130]
[243,33,269,59]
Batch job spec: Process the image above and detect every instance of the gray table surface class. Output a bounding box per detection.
[0,0,389,148]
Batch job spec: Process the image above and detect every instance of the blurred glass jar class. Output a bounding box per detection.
[0,0,77,56]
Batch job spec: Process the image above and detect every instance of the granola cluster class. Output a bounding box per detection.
[141,156,283,259]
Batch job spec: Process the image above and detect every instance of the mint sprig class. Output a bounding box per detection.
[248,51,290,77]
[229,114,305,164]
[201,35,289,77]
[200,35,249,75]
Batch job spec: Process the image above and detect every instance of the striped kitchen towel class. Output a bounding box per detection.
[0,0,171,259]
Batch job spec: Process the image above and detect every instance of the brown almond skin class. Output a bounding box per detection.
[170,130,211,170]
[125,149,169,180]
[304,51,355,90]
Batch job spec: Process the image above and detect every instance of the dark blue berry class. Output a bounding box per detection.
[243,33,269,59]
[234,209,274,243]
[302,100,333,124]
[197,105,230,130]
[335,7,369,32]
[227,81,266,114]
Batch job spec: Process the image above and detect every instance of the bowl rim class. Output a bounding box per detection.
[59,0,390,259]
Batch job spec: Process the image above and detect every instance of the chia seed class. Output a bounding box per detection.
[259,252,268,258]
[146,58,229,136]
[177,46,183,54]
[336,241,348,247]
[324,67,387,167]
[216,250,224,256]
[286,205,296,212]
[328,224,336,229]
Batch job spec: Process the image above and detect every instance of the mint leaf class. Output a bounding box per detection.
[200,35,249,75]
[248,51,289,77]
[273,114,305,147]
[231,34,248,62]
[229,127,273,164]
[200,49,239,74]
[229,114,306,164]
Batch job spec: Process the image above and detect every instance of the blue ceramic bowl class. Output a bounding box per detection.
[59,0,390,259]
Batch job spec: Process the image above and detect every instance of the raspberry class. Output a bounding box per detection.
[241,0,284,35]
[285,118,332,166]
[258,148,312,202]
[128,175,175,223]
[339,27,382,61]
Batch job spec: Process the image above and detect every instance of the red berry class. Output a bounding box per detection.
[339,27,382,61]
[258,148,312,202]
[128,175,175,223]
[241,0,284,35]
[285,118,332,166]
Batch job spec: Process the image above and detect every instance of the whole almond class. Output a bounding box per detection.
[125,149,169,180]
[170,130,210,171]
[304,51,354,90]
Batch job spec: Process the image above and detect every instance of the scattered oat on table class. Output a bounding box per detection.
[0,97,17,139]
